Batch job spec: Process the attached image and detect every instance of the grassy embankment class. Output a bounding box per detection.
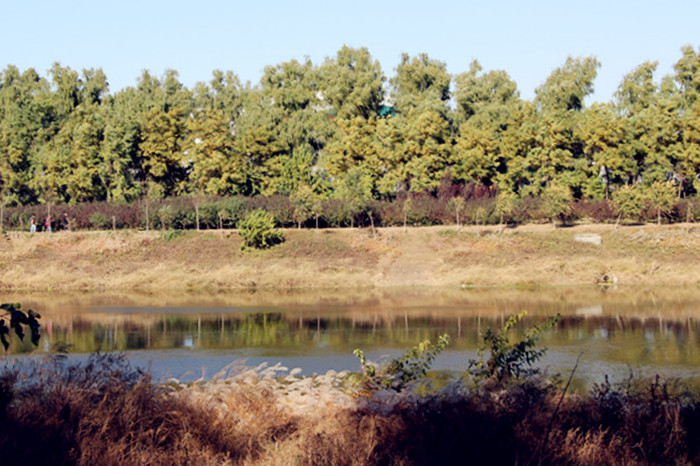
[2,222,700,291]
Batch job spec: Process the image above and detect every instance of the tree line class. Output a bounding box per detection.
[1,45,700,224]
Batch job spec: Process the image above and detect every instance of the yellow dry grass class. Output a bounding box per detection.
[2,223,700,292]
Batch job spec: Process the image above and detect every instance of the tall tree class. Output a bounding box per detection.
[318,46,386,120]
[534,56,600,113]
[454,60,520,125]
[184,108,250,195]
[391,53,451,115]
[139,106,187,196]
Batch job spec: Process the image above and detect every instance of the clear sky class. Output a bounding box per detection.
[2,0,698,103]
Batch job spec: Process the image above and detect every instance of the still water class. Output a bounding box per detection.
[2,286,700,386]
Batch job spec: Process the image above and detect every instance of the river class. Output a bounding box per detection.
[2,286,700,387]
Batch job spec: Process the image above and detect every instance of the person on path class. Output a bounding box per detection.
[45,215,51,233]
[30,215,36,233]
[62,213,70,231]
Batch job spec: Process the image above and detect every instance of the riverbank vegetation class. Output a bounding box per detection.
[2,46,700,232]
[2,332,700,464]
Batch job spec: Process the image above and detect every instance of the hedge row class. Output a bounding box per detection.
[3,193,700,232]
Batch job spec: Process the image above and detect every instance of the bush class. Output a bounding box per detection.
[468,311,560,384]
[88,212,111,230]
[237,209,284,251]
[351,334,449,393]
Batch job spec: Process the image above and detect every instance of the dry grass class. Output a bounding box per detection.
[1,355,700,465]
[2,223,700,291]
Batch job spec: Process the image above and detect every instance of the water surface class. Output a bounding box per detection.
[3,286,700,386]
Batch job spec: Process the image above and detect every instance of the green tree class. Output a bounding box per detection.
[578,103,625,198]
[542,182,573,225]
[643,181,676,224]
[534,56,600,113]
[400,110,452,193]
[0,66,53,205]
[612,184,644,224]
[495,190,518,225]
[391,53,451,115]
[319,46,386,120]
[334,167,373,227]
[139,106,187,196]
[672,45,700,111]
[452,62,521,189]
[99,89,144,202]
[615,61,659,117]
[290,183,324,229]
[184,108,249,196]
[454,60,520,124]
[238,209,284,250]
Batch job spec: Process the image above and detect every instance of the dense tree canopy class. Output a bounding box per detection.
[1,46,700,212]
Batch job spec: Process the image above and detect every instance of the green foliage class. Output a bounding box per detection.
[495,191,518,224]
[643,181,676,224]
[161,229,185,242]
[3,48,700,213]
[542,183,573,224]
[612,185,644,222]
[535,56,600,113]
[0,303,41,350]
[237,209,284,251]
[89,211,111,230]
[351,334,449,393]
[468,311,560,384]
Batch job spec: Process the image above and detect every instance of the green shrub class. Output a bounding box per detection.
[612,185,644,223]
[468,311,560,384]
[161,229,185,242]
[351,334,449,393]
[237,209,284,251]
[89,212,111,230]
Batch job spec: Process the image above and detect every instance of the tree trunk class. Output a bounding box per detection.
[195,203,200,231]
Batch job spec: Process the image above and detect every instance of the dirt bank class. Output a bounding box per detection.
[1,223,699,291]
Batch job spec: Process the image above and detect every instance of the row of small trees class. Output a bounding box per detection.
[0,183,695,233]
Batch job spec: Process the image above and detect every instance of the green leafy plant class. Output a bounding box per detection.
[612,185,644,224]
[161,229,185,241]
[542,183,573,225]
[237,209,285,251]
[351,334,449,393]
[89,212,111,230]
[468,311,560,384]
[0,303,41,350]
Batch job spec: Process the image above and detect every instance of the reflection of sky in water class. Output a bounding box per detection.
[5,287,700,385]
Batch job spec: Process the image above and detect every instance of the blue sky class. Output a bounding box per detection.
[2,0,698,103]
